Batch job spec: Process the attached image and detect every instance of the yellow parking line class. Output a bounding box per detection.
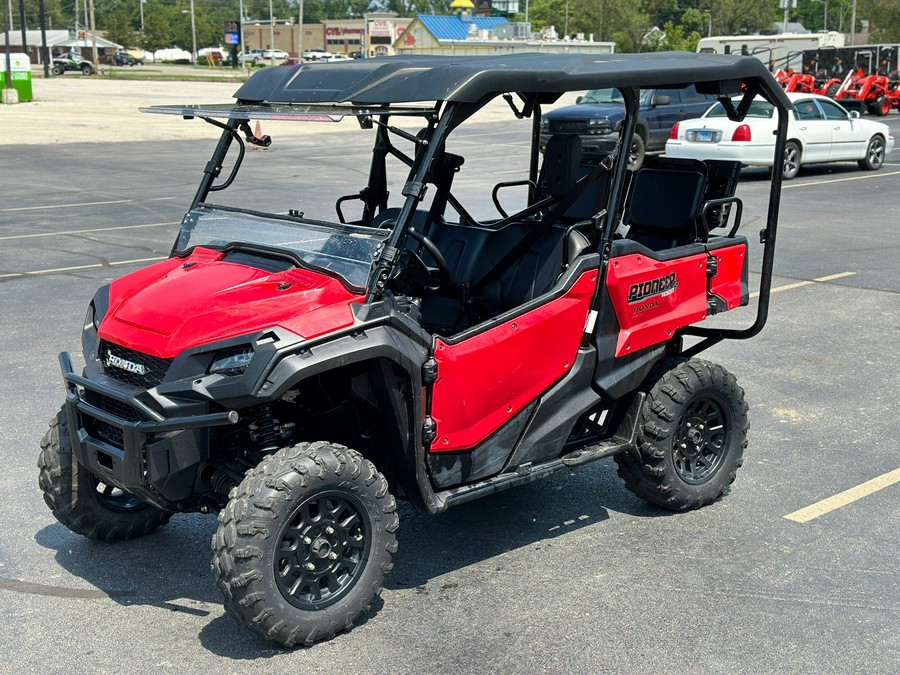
[783,169,900,188]
[785,467,900,523]
[0,256,166,279]
[750,271,855,298]
[0,221,178,241]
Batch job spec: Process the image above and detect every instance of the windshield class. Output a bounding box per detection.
[706,100,775,118]
[174,205,387,290]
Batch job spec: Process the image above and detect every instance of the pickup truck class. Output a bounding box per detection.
[540,85,718,168]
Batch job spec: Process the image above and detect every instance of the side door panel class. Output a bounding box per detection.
[793,99,831,161]
[430,269,597,452]
[818,99,867,160]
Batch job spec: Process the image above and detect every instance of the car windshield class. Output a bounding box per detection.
[174,205,388,290]
[706,100,775,118]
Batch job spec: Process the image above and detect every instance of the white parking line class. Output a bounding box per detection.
[0,221,178,241]
[0,196,177,213]
[0,256,167,279]
[749,271,856,298]
[784,169,900,189]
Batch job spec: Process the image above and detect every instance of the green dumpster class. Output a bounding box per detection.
[1,53,33,102]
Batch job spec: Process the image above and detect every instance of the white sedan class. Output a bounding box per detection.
[665,93,894,179]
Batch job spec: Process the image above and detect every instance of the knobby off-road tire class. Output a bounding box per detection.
[212,442,399,647]
[38,408,171,541]
[615,359,749,511]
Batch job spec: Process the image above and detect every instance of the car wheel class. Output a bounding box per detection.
[81,64,93,76]
[858,135,886,171]
[782,140,801,180]
[52,65,62,75]
[628,134,646,170]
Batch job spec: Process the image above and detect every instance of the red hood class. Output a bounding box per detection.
[98,248,362,358]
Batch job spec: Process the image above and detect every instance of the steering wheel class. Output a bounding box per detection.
[377,218,452,291]
[405,230,452,289]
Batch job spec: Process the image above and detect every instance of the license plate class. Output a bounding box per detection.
[694,129,715,142]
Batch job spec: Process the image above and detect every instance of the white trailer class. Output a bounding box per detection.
[697,32,845,71]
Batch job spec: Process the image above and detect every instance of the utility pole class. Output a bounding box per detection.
[239,0,247,73]
[140,0,144,31]
[268,0,275,65]
[298,0,303,59]
[190,0,197,64]
[88,0,97,70]
[38,0,49,77]
[18,0,26,54]
[3,0,17,103]
[849,0,857,45]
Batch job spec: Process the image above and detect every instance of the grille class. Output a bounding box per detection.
[548,120,589,134]
[100,341,172,388]
[83,392,145,448]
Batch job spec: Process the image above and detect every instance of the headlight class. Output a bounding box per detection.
[587,118,613,134]
[209,346,254,376]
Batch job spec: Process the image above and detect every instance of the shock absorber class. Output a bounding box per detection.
[249,405,295,453]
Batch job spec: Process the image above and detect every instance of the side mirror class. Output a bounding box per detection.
[576,95,584,104]
[653,94,672,106]
[849,110,860,120]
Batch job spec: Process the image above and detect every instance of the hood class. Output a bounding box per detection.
[544,102,627,122]
[98,247,361,358]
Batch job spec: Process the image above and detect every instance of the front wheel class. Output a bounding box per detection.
[782,140,801,180]
[52,65,62,75]
[614,359,748,511]
[858,135,886,171]
[38,408,171,541]
[212,442,399,647]
[628,134,646,171]
[81,64,93,76]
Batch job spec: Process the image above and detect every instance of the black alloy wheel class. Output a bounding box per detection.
[212,442,398,647]
[275,491,370,611]
[672,395,729,485]
[614,358,749,511]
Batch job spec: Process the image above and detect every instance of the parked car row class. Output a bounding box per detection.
[542,86,895,178]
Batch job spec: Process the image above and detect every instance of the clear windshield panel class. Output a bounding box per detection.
[706,100,775,118]
[174,205,387,289]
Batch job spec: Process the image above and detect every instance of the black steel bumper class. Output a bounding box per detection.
[59,352,238,510]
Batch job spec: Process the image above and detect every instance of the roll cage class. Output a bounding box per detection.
[144,52,793,353]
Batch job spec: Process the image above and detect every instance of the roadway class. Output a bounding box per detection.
[0,105,898,672]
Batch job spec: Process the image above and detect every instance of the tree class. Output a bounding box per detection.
[103,10,138,48]
[141,2,172,52]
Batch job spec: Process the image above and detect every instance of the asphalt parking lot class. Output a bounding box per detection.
[0,80,898,672]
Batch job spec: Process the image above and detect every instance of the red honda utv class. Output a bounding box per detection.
[38,53,792,646]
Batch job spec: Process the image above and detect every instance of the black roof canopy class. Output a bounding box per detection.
[234,52,792,110]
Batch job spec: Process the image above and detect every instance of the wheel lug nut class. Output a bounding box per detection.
[303,536,312,545]
[329,552,338,560]
[305,562,315,571]
[325,526,335,535]
[686,422,692,428]
[681,443,687,449]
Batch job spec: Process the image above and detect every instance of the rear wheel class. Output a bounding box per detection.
[782,140,801,180]
[615,359,748,511]
[38,408,171,541]
[825,83,839,98]
[81,64,93,76]
[212,442,398,647]
[858,135,886,171]
[52,65,62,75]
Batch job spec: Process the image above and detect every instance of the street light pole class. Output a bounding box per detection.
[190,0,197,64]
[812,0,827,32]
[268,0,275,65]
[139,0,143,31]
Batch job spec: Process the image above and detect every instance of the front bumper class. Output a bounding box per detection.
[59,352,238,511]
